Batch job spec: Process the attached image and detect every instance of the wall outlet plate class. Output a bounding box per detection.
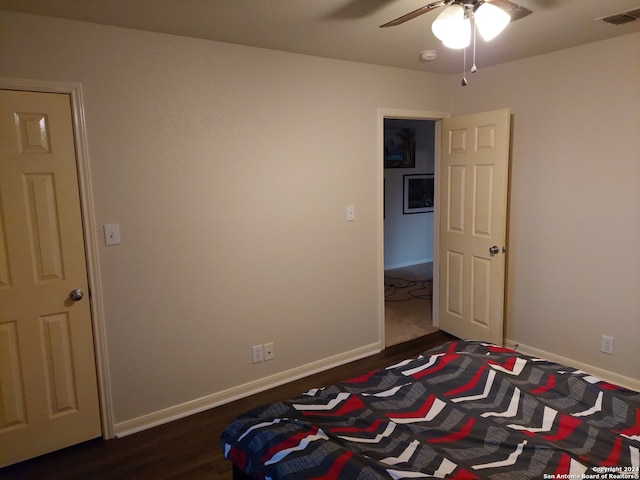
[252,345,264,363]
[264,342,274,361]
[103,223,121,246]
[601,335,614,355]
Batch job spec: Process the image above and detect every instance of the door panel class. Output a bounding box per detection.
[439,109,510,345]
[0,321,27,428]
[448,165,465,232]
[25,173,65,281]
[473,165,494,236]
[471,256,491,326]
[446,251,464,317]
[0,90,101,467]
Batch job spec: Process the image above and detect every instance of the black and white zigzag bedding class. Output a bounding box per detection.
[221,340,640,479]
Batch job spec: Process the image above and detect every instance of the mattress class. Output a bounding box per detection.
[221,340,640,479]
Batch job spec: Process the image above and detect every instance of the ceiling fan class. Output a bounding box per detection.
[380,0,532,29]
[380,0,533,85]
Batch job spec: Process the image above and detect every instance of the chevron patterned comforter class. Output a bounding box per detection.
[221,340,640,479]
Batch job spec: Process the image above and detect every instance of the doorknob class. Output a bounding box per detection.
[69,289,84,301]
[489,245,500,257]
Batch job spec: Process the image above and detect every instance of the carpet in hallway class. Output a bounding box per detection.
[384,263,438,347]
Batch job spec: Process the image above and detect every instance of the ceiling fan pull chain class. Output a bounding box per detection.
[471,19,478,73]
[461,46,468,86]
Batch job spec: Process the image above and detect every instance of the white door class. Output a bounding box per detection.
[438,108,511,345]
[0,90,101,467]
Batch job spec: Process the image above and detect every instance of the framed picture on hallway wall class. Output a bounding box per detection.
[384,127,415,168]
[403,174,434,214]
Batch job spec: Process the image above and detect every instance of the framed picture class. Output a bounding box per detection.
[384,127,415,168]
[403,174,434,214]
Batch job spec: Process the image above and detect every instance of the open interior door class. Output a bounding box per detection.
[0,90,101,467]
[438,108,511,345]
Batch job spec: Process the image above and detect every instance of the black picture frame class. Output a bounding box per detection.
[403,174,434,214]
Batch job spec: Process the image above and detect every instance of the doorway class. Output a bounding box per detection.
[377,108,511,350]
[377,108,448,350]
[383,117,438,347]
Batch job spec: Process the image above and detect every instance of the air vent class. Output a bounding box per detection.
[599,7,640,25]
[603,14,635,25]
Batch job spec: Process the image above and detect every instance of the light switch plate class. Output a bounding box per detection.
[104,224,121,246]
[346,205,355,221]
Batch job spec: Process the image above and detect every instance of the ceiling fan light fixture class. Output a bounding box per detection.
[432,4,471,49]
[431,4,463,41]
[474,2,511,41]
[442,18,471,49]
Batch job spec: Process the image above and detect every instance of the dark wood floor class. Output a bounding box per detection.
[1,331,455,480]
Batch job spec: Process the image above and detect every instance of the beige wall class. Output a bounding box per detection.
[1,10,638,434]
[449,32,640,384]
[0,12,451,429]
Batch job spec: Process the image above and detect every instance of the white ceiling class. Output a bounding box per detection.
[1,0,639,74]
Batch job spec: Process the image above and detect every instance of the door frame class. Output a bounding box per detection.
[377,108,450,350]
[1,77,114,439]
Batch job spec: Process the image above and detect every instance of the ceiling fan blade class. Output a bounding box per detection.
[486,0,533,21]
[380,0,450,28]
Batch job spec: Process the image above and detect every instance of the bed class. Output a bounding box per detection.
[221,340,640,479]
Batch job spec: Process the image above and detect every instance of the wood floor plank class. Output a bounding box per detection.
[0,331,455,480]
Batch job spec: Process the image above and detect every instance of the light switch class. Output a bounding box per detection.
[104,224,121,246]
[346,205,355,221]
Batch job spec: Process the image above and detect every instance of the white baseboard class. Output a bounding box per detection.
[506,338,640,392]
[113,342,381,437]
[385,258,433,271]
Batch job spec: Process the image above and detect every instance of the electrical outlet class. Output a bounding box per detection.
[252,345,264,363]
[103,223,121,246]
[601,335,614,355]
[264,342,275,361]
